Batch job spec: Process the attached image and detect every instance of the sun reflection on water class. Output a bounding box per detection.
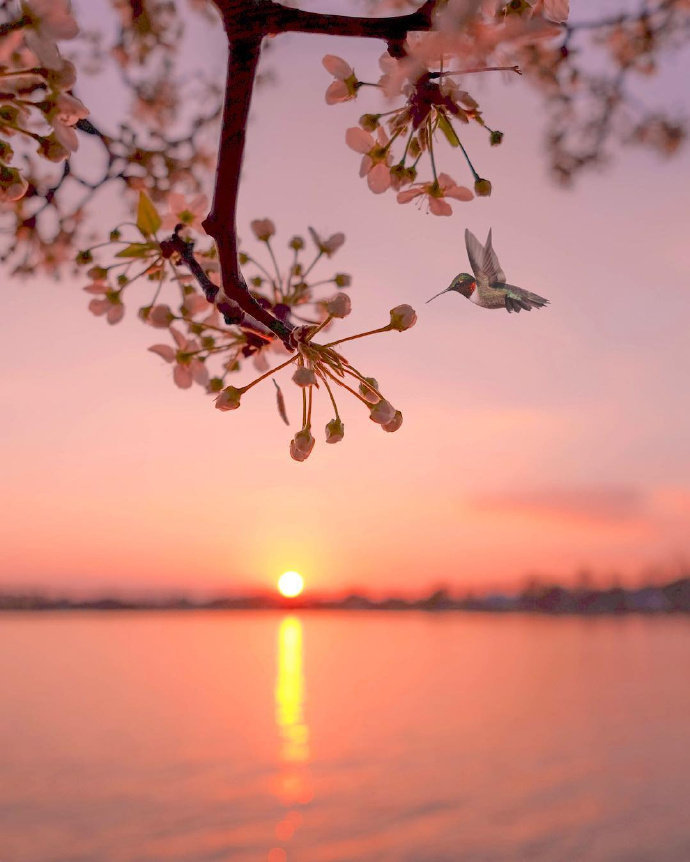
[275,616,309,764]
[270,616,313,859]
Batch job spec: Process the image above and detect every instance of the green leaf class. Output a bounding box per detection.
[115,242,153,258]
[438,113,460,148]
[136,191,161,237]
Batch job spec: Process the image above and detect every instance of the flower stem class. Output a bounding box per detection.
[456,136,480,181]
[323,368,372,408]
[317,369,340,420]
[427,117,439,183]
[243,353,298,392]
[306,315,333,342]
[301,250,323,280]
[242,253,275,285]
[322,325,391,348]
[429,65,521,78]
[265,238,283,293]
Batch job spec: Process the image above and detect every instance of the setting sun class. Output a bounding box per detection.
[278,571,304,598]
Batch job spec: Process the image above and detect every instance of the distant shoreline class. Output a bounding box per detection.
[2,576,689,615]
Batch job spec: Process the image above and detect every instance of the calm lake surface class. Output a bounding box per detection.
[1,612,689,862]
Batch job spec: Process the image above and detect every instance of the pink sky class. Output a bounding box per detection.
[1,2,690,596]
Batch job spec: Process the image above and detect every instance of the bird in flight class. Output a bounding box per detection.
[427,229,550,313]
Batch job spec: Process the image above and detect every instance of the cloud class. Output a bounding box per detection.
[470,484,646,524]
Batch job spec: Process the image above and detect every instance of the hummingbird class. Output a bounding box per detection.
[426,229,550,313]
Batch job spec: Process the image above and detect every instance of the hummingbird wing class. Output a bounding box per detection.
[464,229,485,280]
[465,228,506,284]
[483,229,506,285]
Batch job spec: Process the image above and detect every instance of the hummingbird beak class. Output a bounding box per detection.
[426,288,450,304]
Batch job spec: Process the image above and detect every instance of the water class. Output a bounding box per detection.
[1,612,689,862]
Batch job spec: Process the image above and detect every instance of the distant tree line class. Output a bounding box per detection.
[2,575,690,614]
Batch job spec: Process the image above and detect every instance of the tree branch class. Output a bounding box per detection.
[263,0,436,42]
[203,0,439,347]
[161,229,280,342]
[201,17,294,344]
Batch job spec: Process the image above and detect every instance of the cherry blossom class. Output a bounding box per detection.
[46,92,89,154]
[377,50,420,100]
[308,227,345,257]
[539,0,570,23]
[322,55,359,105]
[51,120,79,153]
[84,283,125,325]
[250,218,276,241]
[397,173,473,215]
[148,327,209,389]
[45,58,77,90]
[146,304,175,328]
[36,134,71,162]
[21,0,79,68]
[161,193,208,232]
[345,126,392,194]
[180,291,209,317]
[0,166,28,202]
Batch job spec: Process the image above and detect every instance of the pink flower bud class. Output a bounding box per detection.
[325,292,352,319]
[290,429,315,462]
[325,417,345,444]
[382,410,403,433]
[359,377,379,404]
[292,366,317,387]
[389,304,417,331]
[215,386,242,411]
[250,218,276,241]
[369,399,396,426]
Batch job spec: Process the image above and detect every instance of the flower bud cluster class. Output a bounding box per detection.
[270,307,410,462]
[0,1,84,203]
[321,1,570,215]
[79,197,412,460]
[76,191,232,392]
[240,220,353,341]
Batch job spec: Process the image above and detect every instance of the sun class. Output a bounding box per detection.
[278,571,304,598]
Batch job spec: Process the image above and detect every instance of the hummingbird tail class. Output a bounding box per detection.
[505,290,549,313]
